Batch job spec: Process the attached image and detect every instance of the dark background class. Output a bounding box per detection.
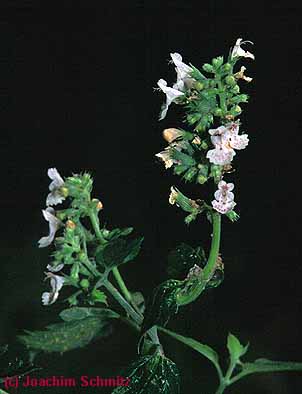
[1,1,302,393]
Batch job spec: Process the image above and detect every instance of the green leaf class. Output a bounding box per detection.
[18,317,112,353]
[103,227,134,241]
[240,358,302,377]
[167,243,206,279]
[95,237,143,268]
[158,327,219,369]
[141,280,183,336]
[227,333,249,362]
[112,351,180,394]
[170,149,196,167]
[0,389,9,394]
[190,65,207,81]
[59,307,119,322]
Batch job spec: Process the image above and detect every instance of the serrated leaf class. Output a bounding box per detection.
[227,333,249,362]
[18,317,112,353]
[167,243,206,279]
[95,237,143,268]
[141,280,183,336]
[111,351,180,394]
[158,327,219,368]
[59,307,119,322]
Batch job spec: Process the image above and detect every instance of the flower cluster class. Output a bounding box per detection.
[156,38,254,218]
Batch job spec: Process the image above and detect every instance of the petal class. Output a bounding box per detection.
[42,292,52,305]
[230,134,249,150]
[48,168,64,191]
[206,148,235,165]
[47,263,64,272]
[38,208,61,248]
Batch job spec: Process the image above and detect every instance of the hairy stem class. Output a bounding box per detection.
[177,212,221,305]
[112,266,133,303]
[103,280,142,326]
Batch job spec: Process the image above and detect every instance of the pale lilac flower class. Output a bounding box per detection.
[170,52,193,91]
[42,272,65,305]
[231,38,255,60]
[46,168,65,206]
[157,79,184,120]
[206,123,249,165]
[38,207,62,248]
[212,181,236,214]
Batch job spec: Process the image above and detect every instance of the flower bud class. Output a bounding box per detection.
[91,289,106,303]
[212,56,224,69]
[202,63,214,73]
[92,198,103,210]
[162,128,182,143]
[60,187,69,198]
[225,75,236,86]
[192,136,201,145]
[234,105,242,114]
[194,81,204,90]
[66,220,76,230]
[222,63,232,72]
[80,279,90,289]
[232,85,240,94]
[197,175,207,184]
[214,108,223,117]
[201,141,208,150]
[195,124,206,132]
[183,167,198,181]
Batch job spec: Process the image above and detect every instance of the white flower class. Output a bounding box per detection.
[46,168,66,206]
[206,123,249,165]
[212,181,236,214]
[38,207,62,248]
[157,79,184,120]
[170,52,193,91]
[42,272,65,305]
[231,38,255,60]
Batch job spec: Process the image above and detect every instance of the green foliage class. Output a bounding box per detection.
[18,317,112,353]
[239,359,302,378]
[111,350,180,394]
[59,307,119,322]
[158,327,220,370]
[95,237,143,269]
[141,280,184,336]
[167,243,206,279]
[227,333,249,363]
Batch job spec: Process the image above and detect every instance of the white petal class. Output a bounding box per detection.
[230,134,249,150]
[48,168,64,191]
[42,292,52,305]
[38,208,61,248]
[231,38,255,60]
[47,263,64,272]
[206,148,235,165]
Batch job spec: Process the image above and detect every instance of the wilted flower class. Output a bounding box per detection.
[38,207,62,248]
[42,272,65,305]
[169,186,179,205]
[212,180,236,214]
[170,52,194,91]
[156,139,188,169]
[234,66,253,82]
[157,79,184,120]
[206,123,249,165]
[46,168,66,206]
[231,38,255,60]
[162,128,183,143]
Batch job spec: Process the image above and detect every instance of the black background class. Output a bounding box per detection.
[1,1,302,393]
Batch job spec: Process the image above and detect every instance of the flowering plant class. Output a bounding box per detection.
[1,38,302,394]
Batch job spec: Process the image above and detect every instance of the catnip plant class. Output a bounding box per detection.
[1,38,302,394]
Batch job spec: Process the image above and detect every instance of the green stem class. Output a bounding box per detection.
[112,266,132,303]
[177,212,221,305]
[215,383,227,394]
[88,210,106,244]
[103,280,142,326]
